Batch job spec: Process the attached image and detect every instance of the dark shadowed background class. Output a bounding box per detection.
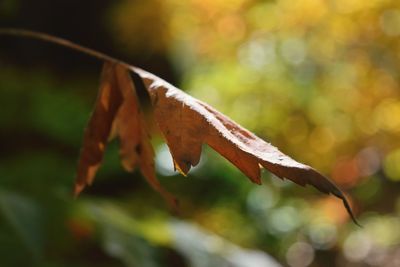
[1,1,400,266]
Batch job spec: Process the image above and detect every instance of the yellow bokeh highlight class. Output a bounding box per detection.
[309,126,336,154]
[277,0,328,29]
[383,149,400,181]
[333,0,367,14]
[374,99,400,133]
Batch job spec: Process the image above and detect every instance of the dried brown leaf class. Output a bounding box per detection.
[74,63,177,210]
[113,65,178,210]
[0,29,358,225]
[74,62,123,196]
[132,67,359,225]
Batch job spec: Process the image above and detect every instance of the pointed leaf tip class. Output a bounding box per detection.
[74,64,179,211]
[340,195,361,227]
[112,65,178,210]
[133,67,359,225]
[73,183,85,198]
[74,62,123,195]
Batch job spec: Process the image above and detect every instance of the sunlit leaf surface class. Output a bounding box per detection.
[1,0,400,266]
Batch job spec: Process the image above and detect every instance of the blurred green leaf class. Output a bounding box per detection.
[0,190,43,258]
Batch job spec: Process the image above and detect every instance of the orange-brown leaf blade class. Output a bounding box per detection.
[113,67,141,172]
[202,104,360,225]
[151,87,204,174]
[74,62,123,196]
[132,67,359,225]
[136,134,179,211]
[114,65,178,211]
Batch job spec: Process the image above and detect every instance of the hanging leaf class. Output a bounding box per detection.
[112,65,177,210]
[0,29,359,225]
[131,67,359,225]
[74,62,123,196]
[75,63,177,210]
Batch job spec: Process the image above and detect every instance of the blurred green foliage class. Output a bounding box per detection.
[1,0,400,266]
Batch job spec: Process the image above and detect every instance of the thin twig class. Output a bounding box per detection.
[0,28,134,69]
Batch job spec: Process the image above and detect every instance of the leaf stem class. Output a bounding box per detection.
[0,28,134,69]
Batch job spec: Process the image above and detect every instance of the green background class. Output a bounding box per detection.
[1,0,400,266]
